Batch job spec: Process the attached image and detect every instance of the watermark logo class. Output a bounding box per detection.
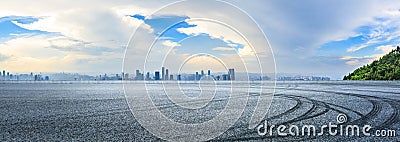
[123,0,276,141]
[257,113,396,137]
[336,113,347,124]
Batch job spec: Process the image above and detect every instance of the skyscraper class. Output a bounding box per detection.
[195,72,199,80]
[162,67,165,80]
[2,70,5,78]
[207,70,211,76]
[201,70,205,77]
[135,69,143,80]
[177,74,181,81]
[165,69,169,80]
[222,74,228,80]
[155,71,160,80]
[170,75,173,80]
[146,72,151,80]
[136,70,140,77]
[228,68,235,80]
[124,73,129,80]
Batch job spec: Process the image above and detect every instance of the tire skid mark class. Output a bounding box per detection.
[265,95,302,121]
[219,84,399,141]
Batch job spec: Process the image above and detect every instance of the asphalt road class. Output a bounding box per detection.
[0,81,399,141]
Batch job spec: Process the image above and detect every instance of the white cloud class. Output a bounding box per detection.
[341,47,393,67]
[162,40,181,47]
[11,8,152,46]
[1,0,400,76]
[0,33,126,73]
[376,45,397,54]
[177,20,258,57]
[341,56,376,66]
[212,47,235,51]
[0,0,162,73]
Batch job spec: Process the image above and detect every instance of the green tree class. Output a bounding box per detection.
[344,46,400,80]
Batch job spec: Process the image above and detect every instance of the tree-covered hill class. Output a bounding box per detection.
[343,46,400,80]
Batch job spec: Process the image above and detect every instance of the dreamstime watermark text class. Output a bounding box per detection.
[257,113,396,137]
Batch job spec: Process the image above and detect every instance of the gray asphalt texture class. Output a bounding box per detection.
[0,81,399,141]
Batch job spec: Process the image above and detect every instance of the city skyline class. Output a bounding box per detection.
[0,67,331,81]
[0,1,399,80]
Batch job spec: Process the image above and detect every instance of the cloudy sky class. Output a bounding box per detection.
[0,0,399,79]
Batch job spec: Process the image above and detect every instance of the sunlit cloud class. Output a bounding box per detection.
[212,47,235,51]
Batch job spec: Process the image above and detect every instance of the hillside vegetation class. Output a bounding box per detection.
[343,46,400,80]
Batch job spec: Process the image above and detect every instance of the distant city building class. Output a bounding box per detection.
[222,74,229,80]
[0,68,242,81]
[162,67,165,80]
[124,73,129,80]
[146,72,151,80]
[136,70,140,77]
[135,70,144,80]
[155,71,160,80]
[34,74,43,81]
[228,69,235,80]
[165,69,169,80]
[116,74,120,80]
[278,76,330,81]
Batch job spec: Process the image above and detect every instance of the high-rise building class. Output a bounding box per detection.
[201,70,205,77]
[135,70,144,80]
[229,68,235,80]
[161,67,165,80]
[124,73,129,80]
[177,74,182,81]
[195,72,199,80]
[155,71,160,80]
[222,74,228,80]
[146,72,151,80]
[136,70,140,77]
[165,69,169,80]
[2,70,5,78]
[170,75,173,80]
[207,70,211,76]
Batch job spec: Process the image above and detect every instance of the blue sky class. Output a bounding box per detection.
[0,16,46,38]
[132,14,241,54]
[0,0,399,79]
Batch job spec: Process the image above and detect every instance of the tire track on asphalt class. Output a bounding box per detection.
[218,85,396,141]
